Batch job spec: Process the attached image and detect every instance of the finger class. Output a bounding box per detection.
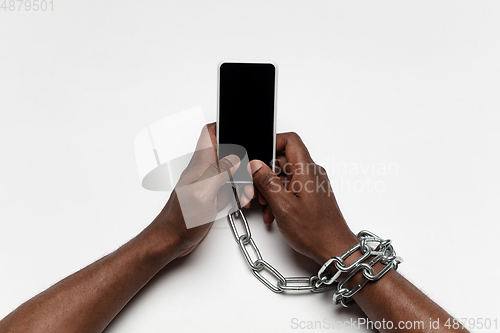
[278,174,289,191]
[247,159,290,210]
[275,154,292,176]
[206,122,217,155]
[275,132,314,173]
[262,204,275,225]
[241,195,251,209]
[258,191,268,205]
[243,184,254,201]
[252,187,267,205]
[185,123,218,178]
[196,122,217,151]
[199,154,240,188]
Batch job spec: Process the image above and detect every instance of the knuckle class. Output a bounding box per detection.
[259,172,276,189]
[219,159,232,172]
[201,122,215,135]
[192,189,205,205]
[206,122,216,131]
[288,132,301,141]
[209,162,220,174]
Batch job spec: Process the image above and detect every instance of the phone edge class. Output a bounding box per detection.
[216,60,278,174]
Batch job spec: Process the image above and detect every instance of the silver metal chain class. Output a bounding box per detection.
[227,209,402,306]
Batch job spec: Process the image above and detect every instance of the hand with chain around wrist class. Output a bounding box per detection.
[247,131,469,332]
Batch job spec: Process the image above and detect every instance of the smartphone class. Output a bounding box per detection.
[217,61,277,182]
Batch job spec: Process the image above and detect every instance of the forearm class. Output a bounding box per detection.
[0,122,230,333]
[0,220,180,333]
[353,269,468,333]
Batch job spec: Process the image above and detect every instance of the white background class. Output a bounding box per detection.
[1,1,499,332]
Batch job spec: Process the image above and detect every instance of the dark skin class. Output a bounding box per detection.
[0,123,237,333]
[249,132,469,333]
[0,125,468,333]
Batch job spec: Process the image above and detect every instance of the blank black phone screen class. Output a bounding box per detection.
[218,62,275,169]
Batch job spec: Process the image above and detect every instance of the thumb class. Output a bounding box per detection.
[247,160,289,209]
[198,154,240,188]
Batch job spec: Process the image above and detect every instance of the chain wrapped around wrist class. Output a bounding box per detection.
[323,230,403,307]
[228,209,402,306]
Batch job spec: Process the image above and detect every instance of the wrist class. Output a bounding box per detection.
[320,231,394,293]
[139,216,184,268]
[314,228,359,265]
[313,229,369,286]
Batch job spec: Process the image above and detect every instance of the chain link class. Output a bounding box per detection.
[227,209,402,305]
[228,210,251,244]
[228,209,334,293]
[333,230,403,306]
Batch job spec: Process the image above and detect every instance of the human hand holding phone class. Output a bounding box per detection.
[152,123,241,257]
[247,132,358,265]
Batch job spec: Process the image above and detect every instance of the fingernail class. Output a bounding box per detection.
[248,160,263,175]
[224,154,240,166]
